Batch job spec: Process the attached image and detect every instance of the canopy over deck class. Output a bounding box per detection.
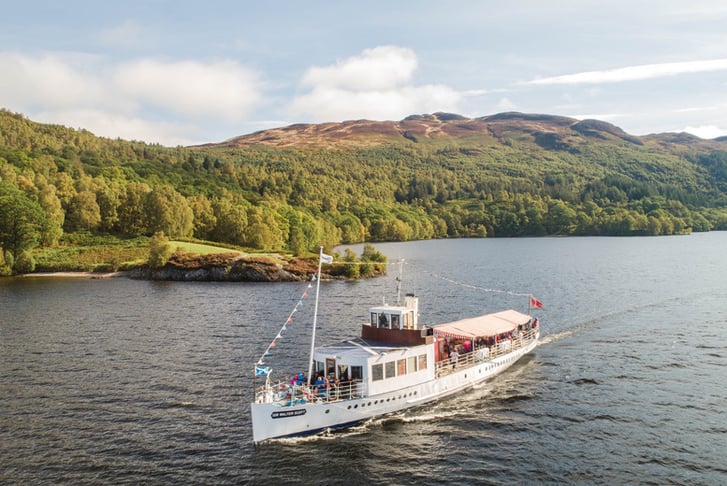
[432,309,531,340]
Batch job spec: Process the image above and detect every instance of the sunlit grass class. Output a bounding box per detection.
[169,241,244,256]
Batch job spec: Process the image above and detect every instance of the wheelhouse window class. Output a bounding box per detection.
[351,365,363,380]
[385,361,396,378]
[370,313,378,327]
[418,354,427,370]
[408,356,417,372]
[391,314,400,329]
[378,313,390,329]
[372,364,383,381]
[397,359,407,376]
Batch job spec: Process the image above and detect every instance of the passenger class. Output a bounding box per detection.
[314,374,326,397]
[450,348,459,368]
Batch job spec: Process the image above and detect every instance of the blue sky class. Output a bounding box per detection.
[2,0,727,146]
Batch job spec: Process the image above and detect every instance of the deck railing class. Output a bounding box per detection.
[434,327,539,378]
[255,379,367,406]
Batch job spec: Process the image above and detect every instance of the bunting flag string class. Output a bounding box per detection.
[433,273,543,309]
[254,274,317,375]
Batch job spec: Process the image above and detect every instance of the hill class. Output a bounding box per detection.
[1,108,727,275]
[202,111,725,152]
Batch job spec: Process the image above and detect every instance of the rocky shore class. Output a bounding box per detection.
[126,252,363,282]
[21,251,386,282]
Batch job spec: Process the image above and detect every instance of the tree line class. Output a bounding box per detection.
[1,109,727,275]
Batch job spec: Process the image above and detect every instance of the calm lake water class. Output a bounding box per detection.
[2,234,726,484]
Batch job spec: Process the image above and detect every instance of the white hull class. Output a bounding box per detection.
[251,332,538,443]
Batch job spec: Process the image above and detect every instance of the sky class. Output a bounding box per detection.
[2,0,727,146]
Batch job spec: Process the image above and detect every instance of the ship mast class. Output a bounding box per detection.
[307,247,325,383]
[395,259,404,305]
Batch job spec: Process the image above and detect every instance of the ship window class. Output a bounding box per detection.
[351,366,363,380]
[379,313,390,329]
[408,356,417,372]
[397,359,407,376]
[372,364,383,381]
[418,354,427,370]
[385,361,396,378]
[371,313,378,327]
[391,314,400,329]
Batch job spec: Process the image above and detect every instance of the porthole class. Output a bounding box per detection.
[368,402,372,406]
[354,404,358,408]
[325,409,330,414]
[347,405,352,409]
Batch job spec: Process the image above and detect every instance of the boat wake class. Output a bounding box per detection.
[538,327,582,346]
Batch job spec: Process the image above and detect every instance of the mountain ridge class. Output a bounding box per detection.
[197,112,726,152]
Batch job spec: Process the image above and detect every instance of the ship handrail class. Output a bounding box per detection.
[434,327,539,377]
[255,379,367,406]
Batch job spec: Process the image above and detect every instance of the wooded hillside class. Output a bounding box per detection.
[1,109,726,275]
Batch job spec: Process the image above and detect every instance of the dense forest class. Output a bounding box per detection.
[1,109,727,275]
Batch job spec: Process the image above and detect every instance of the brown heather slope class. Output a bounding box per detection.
[196,112,726,154]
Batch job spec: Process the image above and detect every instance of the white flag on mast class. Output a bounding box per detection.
[320,253,334,264]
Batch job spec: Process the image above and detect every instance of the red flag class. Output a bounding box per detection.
[529,295,543,309]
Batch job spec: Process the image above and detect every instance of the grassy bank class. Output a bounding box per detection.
[32,234,246,273]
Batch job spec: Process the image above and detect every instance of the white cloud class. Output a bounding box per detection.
[683,125,727,139]
[495,97,517,111]
[0,52,263,144]
[0,52,109,110]
[525,59,727,85]
[114,59,261,121]
[290,46,461,121]
[301,46,417,91]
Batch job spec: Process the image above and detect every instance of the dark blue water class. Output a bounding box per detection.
[2,234,726,484]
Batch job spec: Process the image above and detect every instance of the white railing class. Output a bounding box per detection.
[255,379,367,406]
[434,327,539,377]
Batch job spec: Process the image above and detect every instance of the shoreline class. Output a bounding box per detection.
[20,271,126,279]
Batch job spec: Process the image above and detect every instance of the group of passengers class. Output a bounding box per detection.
[285,371,354,401]
[442,319,540,367]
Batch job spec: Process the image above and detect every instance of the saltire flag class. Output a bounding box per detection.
[255,366,271,376]
[529,295,544,309]
[320,253,334,264]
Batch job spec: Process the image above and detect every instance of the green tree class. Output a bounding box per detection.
[64,190,101,232]
[148,231,172,268]
[0,183,46,274]
[145,185,194,238]
[188,194,217,240]
[36,182,64,245]
[116,181,151,235]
